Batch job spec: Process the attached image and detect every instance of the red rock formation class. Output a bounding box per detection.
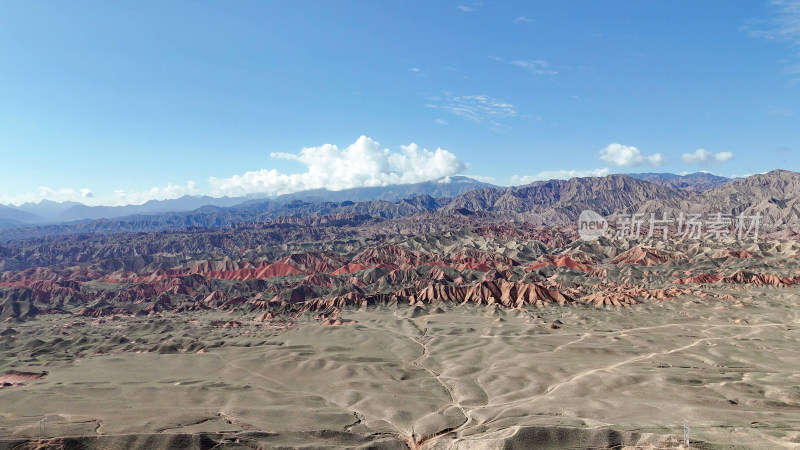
[578,284,702,307]
[255,311,274,322]
[103,260,305,283]
[279,252,347,273]
[330,263,367,275]
[355,245,432,267]
[611,246,686,266]
[298,280,573,312]
[347,276,366,287]
[0,370,47,388]
[223,296,248,307]
[297,292,388,312]
[528,253,596,272]
[673,273,724,284]
[674,271,796,286]
[210,320,243,327]
[712,249,755,259]
[723,271,795,286]
[203,261,305,280]
[203,291,227,304]
[588,268,608,278]
[302,273,334,287]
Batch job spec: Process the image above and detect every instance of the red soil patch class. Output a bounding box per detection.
[0,370,47,388]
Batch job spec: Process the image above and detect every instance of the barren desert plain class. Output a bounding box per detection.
[3,292,800,449]
[3,174,800,449]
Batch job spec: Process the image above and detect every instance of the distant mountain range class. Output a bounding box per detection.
[625,172,732,192]
[14,170,800,242]
[0,205,43,228]
[0,176,496,228]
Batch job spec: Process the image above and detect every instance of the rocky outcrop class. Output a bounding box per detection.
[297,280,572,312]
[611,246,686,266]
[674,271,797,286]
[575,284,704,307]
[712,249,755,259]
[0,298,39,321]
[2,189,799,322]
[528,253,597,272]
[673,273,723,284]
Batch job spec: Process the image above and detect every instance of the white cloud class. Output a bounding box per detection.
[510,168,611,185]
[465,175,497,184]
[681,148,734,165]
[434,118,447,125]
[458,2,482,12]
[492,56,560,76]
[514,16,532,23]
[209,136,467,197]
[745,0,800,43]
[766,108,792,116]
[1,187,88,206]
[110,181,200,206]
[0,181,199,207]
[426,93,516,130]
[512,60,557,75]
[1,138,468,207]
[744,0,800,82]
[598,143,663,167]
[410,67,420,72]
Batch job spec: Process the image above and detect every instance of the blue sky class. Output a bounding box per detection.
[1,1,799,205]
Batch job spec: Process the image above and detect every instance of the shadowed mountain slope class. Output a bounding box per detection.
[626,171,731,192]
[3,171,800,240]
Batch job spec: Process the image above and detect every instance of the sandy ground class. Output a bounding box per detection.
[2,290,800,448]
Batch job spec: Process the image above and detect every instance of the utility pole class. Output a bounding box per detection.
[39,416,48,436]
[683,421,691,448]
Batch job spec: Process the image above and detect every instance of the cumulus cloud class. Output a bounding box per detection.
[598,143,663,167]
[1,137,466,207]
[511,60,558,75]
[510,168,611,185]
[681,148,734,166]
[209,136,467,197]
[427,93,516,130]
[514,16,532,23]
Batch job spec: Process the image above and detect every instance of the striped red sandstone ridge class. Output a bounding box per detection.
[610,246,687,266]
[673,270,799,286]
